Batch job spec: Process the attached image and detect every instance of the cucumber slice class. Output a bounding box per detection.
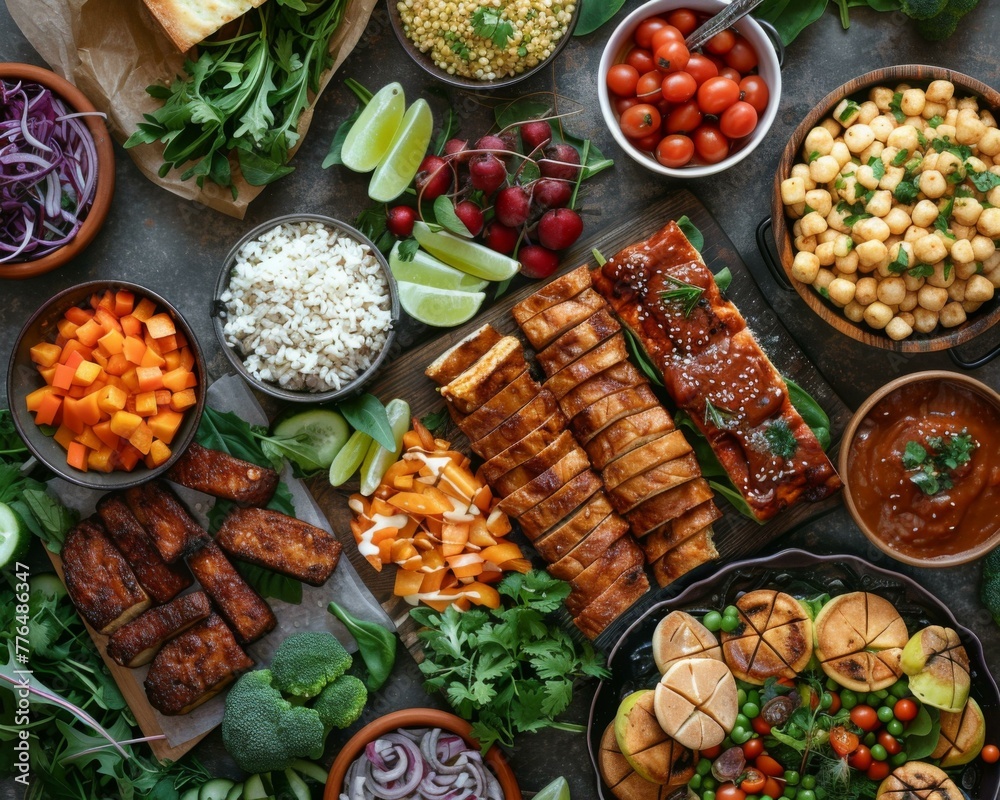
[0,502,29,569]
[328,429,373,487]
[284,768,311,800]
[242,775,267,800]
[199,779,236,800]
[289,758,329,784]
[272,409,350,471]
[225,783,245,800]
[359,399,411,496]
[30,572,67,601]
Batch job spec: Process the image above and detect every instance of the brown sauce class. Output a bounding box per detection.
[848,379,1000,559]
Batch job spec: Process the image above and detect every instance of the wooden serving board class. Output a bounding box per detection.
[308,189,853,651]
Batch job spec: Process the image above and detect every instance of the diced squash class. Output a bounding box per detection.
[87,445,116,473]
[74,319,104,347]
[120,368,140,393]
[134,391,158,417]
[52,363,75,391]
[147,410,183,444]
[163,350,183,370]
[97,329,125,356]
[120,315,142,337]
[56,318,79,340]
[394,569,425,597]
[94,307,122,334]
[144,313,176,339]
[161,367,191,392]
[131,297,156,321]
[53,425,76,450]
[114,290,135,317]
[37,366,57,385]
[29,342,62,368]
[61,397,85,434]
[145,439,172,468]
[65,306,93,325]
[105,353,129,376]
[169,388,197,412]
[76,393,101,427]
[66,441,88,471]
[155,333,179,353]
[90,350,109,369]
[122,336,146,365]
[139,347,165,369]
[75,425,102,452]
[71,360,103,387]
[135,366,163,392]
[92,420,120,450]
[61,345,86,368]
[96,385,127,414]
[117,445,141,472]
[178,347,195,370]
[33,393,62,426]
[26,385,58,412]
[110,411,142,438]
[128,421,153,455]
[154,389,171,406]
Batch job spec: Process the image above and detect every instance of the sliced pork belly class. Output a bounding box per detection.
[519,289,607,349]
[425,324,503,385]
[124,480,209,563]
[585,406,676,471]
[490,430,577,497]
[535,308,621,375]
[511,265,592,326]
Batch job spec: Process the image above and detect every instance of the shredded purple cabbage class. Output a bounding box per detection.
[0,79,103,263]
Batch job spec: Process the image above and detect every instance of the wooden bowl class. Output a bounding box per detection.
[325,708,522,800]
[6,281,206,490]
[772,65,1000,352]
[839,370,1000,567]
[0,63,115,280]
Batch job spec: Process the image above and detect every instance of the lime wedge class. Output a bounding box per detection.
[369,99,433,203]
[329,429,373,487]
[398,281,486,327]
[0,502,28,569]
[390,242,489,293]
[412,221,521,281]
[359,399,411,496]
[533,778,570,800]
[341,83,406,173]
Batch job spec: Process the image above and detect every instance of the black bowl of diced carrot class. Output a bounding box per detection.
[6,281,206,490]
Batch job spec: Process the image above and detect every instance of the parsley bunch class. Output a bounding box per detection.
[411,570,609,751]
[902,430,977,496]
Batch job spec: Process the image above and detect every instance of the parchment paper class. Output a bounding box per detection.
[50,375,393,748]
[5,0,378,218]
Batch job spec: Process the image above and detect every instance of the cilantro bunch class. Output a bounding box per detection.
[411,570,609,751]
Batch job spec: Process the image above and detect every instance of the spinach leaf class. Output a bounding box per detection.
[755,0,830,45]
[574,0,628,36]
[623,328,664,387]
[338,393,396,451]
[785,377,832,450]
[676,214,705,251]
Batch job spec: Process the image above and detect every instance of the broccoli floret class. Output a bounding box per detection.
[914,0,978,39]
[900,0,948,19]
[270,631,352,699]
[980,547,1000,626]
[222,669,326,774]
[314,674,368,733]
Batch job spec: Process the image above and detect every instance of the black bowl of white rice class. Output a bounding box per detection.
[213,214,399,403]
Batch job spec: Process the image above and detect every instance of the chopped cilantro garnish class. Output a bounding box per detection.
[764,419,798,460]
[891,149,909,167]
[887,247,910,274]
[902,431,976,496]
[908,263,934,278]
[869,158,886,181]
[968,168,1000,193]
[472,6,514,48]
[927,115,944,128]
[889,92,906,123]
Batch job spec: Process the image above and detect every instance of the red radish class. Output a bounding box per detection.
[520,121,552,152]
[540,143,581,181]
[533,178,573,209]
[494,186,532,228]
[475,134,508,155]
[386,206,417,237]
[415,155,452,200]
[443,137,470,162]
[519,245,560,279]
[483,221,519,255]
[454,200,484,236]
[537,208,584,250]
[469,153,507,194]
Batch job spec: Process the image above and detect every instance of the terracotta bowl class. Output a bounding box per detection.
[325,708,522,800]
[0,63,115,280]
[772,65,1000,352]
[838,370,1000,567]
[6,281,206,490]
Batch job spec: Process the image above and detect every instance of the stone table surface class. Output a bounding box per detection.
[2,1,999,798]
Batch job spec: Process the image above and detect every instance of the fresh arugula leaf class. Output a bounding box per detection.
[785,377,831,450]
[338,393,396,451]
[676,214,705,251]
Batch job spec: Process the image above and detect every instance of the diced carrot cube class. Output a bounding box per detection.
[123,336,146,365]
[114,290,135,317]
[62,397,84,434]
[76,393,101,427]
[144,313,175,339]
[132,298,157,321]
[97,329,125,356]
[128,421,153,455]
[29,342,62,368]
[52,363,76,390]
[71,360,103,387]
[154,333,179,353]
[178,347,195,370]
[65,306,92,326]
[90,350,108,369]
[87,445,115,473]
[147,410,183,444]
[136,366,163,392]
[135,391,158,417]
[120,315,142,337]
[61,340,91,365]
[117,445,142,472]
[66,441,89,471]
[144,440,172,468]
[33,393,62,427]
[26,385,57,412]
[106,353,129,376]
[139,347,165,369]
[92,420,120,450]
[161,367,190,393]
[75,426,102,451]
[53,425,76,450]
[74,319,104,347]
[110,411,142,438]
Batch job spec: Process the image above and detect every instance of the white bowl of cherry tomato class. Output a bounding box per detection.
[599,0,782,177]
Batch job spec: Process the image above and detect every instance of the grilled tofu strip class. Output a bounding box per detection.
[425,324,503,385]
[186,542,276,644]
[519,289,608,349]
[586,406,676,470]
[609,453,702,514]
[548,513,631,580]
[473,398,563,461]
[627,479,716,537]
[602,431,693,491]
[519,470,604,539]
[512,265,592,325]
[543,335,630,400]
[573,567,650,640]
[570,384,662,444]
[124,480,209,563]
[491,430,577,497]
[107,591,211,667]
[536,308,620,375]
[566,536,646,616]
[167,442,278,506]
[62,518,151,634]
[641,500,723,563]
[498,448,592,517]
[650,529,718,588]
[440,337,526,415]
[458,371,541,443]
[533,493,615,562]
[481,424,565,487]
[144,613,253,715]
[558,361,647,423]
[215,507,341,586]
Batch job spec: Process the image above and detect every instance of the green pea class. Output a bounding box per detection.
[840,690,858,710]
[762,795,775,800]
[703,777,717,791]
[697,758,712,776]
[784,770,800,786]
[731,727,752,744]
[864,732,877,747]
[746,795,760,800]
[723,604,739,618]
[689,774,702,790]
[890,678,909,697]
[748,690,761,706]
[825,676,839,690]
[720,614,741,632]
[738,688,748,706]
[736,713,751,729]
[890,751,908,767]
[870,744,888,761]
[877,706,894,723]
[887,719,904,736]
[820,692,834,710]
[743,701,761,718]
[783,788,798,799]
[703,792,716,800]
[798,791,816,800]
[703,610,723,631]
[815,788,827,800]
[801,775,816,790]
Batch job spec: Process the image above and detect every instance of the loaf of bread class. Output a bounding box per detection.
[143,0,268,52]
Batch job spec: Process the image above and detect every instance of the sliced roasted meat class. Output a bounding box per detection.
[425,324,503,385]
[440,337,526,415]
[602,431,694,491]
[518,470,604,539]
[62,518,151,634]
[457,371,542,443]
[535,308,620,376]
[215,507,341,586]
[543,335,629,400]
[570,384,662,444]
[167,442,278,506]
[490,430,577,497]
[124,480,209,563]
[107,590,211,667]
[96,494,192,603]
[608,453,702,514]
[519,289,607,349]
[144,613,253,715]
[573,567,650,639]
[480,424,565,487]
[640,501,722,564]
[558,361,647,423]
[548,512,631,580]
[533,492,616,562]
[649,528,719,588]
[565,535,646,616]
[511,265,592,326]
[626,479,715,537]
[186,542,276,644]
[498,447,592,517]
[586,406,676,470]
[472,394,562,461]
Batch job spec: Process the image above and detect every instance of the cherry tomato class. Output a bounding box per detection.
[654,39,690,73]
[615,95,640,114]
[982,744,1000,764]
[716,785,747,800]
[827,692,842,714]
[606,64,640,97]
[719,67,742,83]
[693,124,729,163]
[848,745,873,771]
[697,76,741,115]
[667,8,698,35]
[650,24,684,50]
[661,71,698,103]
[756,755,784,778]
[655,134,695,168]
[636,70,664,102]
[631,131,663,152]
[704,28,736,55]
[685,53,719,86]
[620,104,662,139]
[724,37,758,73]
[634,16,668,50]
[850,705,880,732]
[701,744,723,760]
[739,75,770,114]
[764,778,783,799]
[625,47,656,74]
[751,716,773,736]
[666,101,703,134]
[878,730,902,756]
[893,698,918,722]
[739,769,766,794]
[830,726,861,757]
[867,761,891,781]
[720,101,759,139]
[742,737,765,760]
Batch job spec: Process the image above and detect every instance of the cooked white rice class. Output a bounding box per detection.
[220,221,392,392]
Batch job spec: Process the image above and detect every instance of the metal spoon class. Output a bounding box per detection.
[684,0,768,51]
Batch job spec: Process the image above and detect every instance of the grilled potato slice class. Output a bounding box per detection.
[599,722,694,800]
[721,589,813,684]
[876,761,963,799]
[653,657,738,750]
[652,611,723,674]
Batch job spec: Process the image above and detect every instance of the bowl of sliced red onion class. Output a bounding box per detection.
[326,708,521,800]
[0,63,115,280]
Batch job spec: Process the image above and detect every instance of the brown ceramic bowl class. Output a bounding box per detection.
[325,708,521,800]
[6,281,206,490]
[772,65,1000,353]
[839,370,1000,567]
[0,63,115,280]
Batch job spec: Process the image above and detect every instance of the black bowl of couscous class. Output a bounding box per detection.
[387,0,580,90]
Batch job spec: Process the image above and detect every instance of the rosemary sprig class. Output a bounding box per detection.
[659,275,704,317]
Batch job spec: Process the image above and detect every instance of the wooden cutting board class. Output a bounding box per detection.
[308,188,853,651]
